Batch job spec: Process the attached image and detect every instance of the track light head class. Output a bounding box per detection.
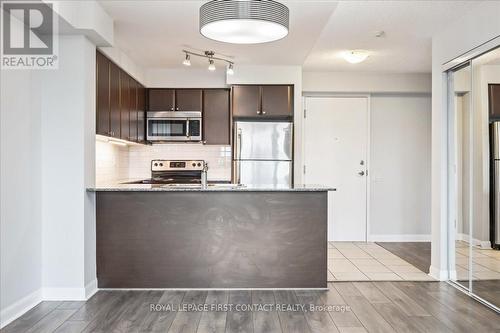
[182,53,191,66]
[208,59,216,71]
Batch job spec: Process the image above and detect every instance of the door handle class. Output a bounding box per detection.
[358,171,365,176]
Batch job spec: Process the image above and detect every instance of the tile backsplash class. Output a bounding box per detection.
[128,144,232,181]
[95,138,232,184]
[95,140,129,184]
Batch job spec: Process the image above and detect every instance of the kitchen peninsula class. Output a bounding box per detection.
[88,184,332,289]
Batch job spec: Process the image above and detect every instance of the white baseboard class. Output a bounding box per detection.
[0,289,42,329]
[368,234,431,242]
[85,279,98,299]
[1,280,99,328]
[456,233,492,249]
[429,266,448,281]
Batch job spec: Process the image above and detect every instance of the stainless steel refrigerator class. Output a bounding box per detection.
[493,122,500,247]
[233,121,293,187]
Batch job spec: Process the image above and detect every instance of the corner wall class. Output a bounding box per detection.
[40,35,97,300]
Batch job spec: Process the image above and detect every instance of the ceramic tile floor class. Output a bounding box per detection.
[453,240,500,281]
[327,242,435,281]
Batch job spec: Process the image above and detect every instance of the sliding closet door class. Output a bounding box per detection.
[448,63,473,291]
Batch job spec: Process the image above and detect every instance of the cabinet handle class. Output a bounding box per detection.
[262,111,266,115]
[203,140,207,144]
[257,110,261,115]
[176,107,179,111]
[170,107,174,111]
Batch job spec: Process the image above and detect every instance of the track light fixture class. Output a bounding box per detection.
[182,53,191,66]
[227,63,234,75]
[181,49,234,75]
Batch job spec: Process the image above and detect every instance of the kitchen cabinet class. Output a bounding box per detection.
[232,85,293,118]
[120,70,130,141]
[96,51,110,136]
[490,84,500,120]
[109,62,121,139]
[203,89,230,145]
[176,89,202,111]
[232,85,261,117]
[96,50,146,143]
[148,89,175,111]
[137,85,146,143]
[261,85,293,117]
[148,89,202,112]
[129,78,138,142]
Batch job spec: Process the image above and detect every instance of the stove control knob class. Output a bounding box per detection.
[197,163,201,167]
[154,163,158,167]
[159,163,163,167]
[192,163,196,167]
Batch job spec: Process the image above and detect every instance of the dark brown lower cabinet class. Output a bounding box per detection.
[203,89,230,145]
[96,191,327,288]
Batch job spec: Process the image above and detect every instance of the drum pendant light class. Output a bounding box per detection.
[199,0,289,44]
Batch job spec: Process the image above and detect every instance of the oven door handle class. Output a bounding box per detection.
[186,119,190,139]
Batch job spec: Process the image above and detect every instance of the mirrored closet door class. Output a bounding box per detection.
[448,46,500,311]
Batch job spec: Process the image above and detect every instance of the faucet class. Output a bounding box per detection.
[201,162,208,187]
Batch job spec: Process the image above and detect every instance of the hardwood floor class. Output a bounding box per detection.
[376,242,431,273]
[3,282,499,333]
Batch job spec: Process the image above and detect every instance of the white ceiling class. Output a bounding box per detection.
[99,0,480,73]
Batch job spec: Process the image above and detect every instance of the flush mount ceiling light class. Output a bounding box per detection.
[342,50,370,64]
[199,0,289,44]
[182,50,235,75]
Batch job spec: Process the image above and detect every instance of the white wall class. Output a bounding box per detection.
[303,72,431,94]
[40,36,96,300]
[0,68,43,327]
[227,65,304,183]
[146,67,227,88]
[431,1,500,280]
[369,95,431,240]
[99,46,147,85]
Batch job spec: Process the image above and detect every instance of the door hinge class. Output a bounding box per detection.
[303,165,306,174]
[303,109,307,118]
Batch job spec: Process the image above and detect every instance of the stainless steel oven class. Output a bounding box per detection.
[146,111,202,142]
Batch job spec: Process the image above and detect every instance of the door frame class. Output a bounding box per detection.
[302,93,371,242]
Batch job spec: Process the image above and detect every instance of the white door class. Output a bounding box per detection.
[304,97,369,241]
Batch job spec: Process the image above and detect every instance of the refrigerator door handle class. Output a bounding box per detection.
[236,128,242,160]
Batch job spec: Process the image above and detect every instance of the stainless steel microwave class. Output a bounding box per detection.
[146,111,202,142]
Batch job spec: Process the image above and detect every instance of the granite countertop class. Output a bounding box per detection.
[87,181,335,192]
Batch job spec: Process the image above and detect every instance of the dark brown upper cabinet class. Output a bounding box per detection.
[175,89,202,111]
[129,78,138,143]
[490,84,500,120]
[203,89,230,145]
[120,70,130,141]
[96,50,146,144]
[148,89,175,111]
[96,51,110,136]
[261,85,293,117]
[137,85,146,143]
[232,85,261,117]
[109,61,121,139]
[232,85,293,118]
